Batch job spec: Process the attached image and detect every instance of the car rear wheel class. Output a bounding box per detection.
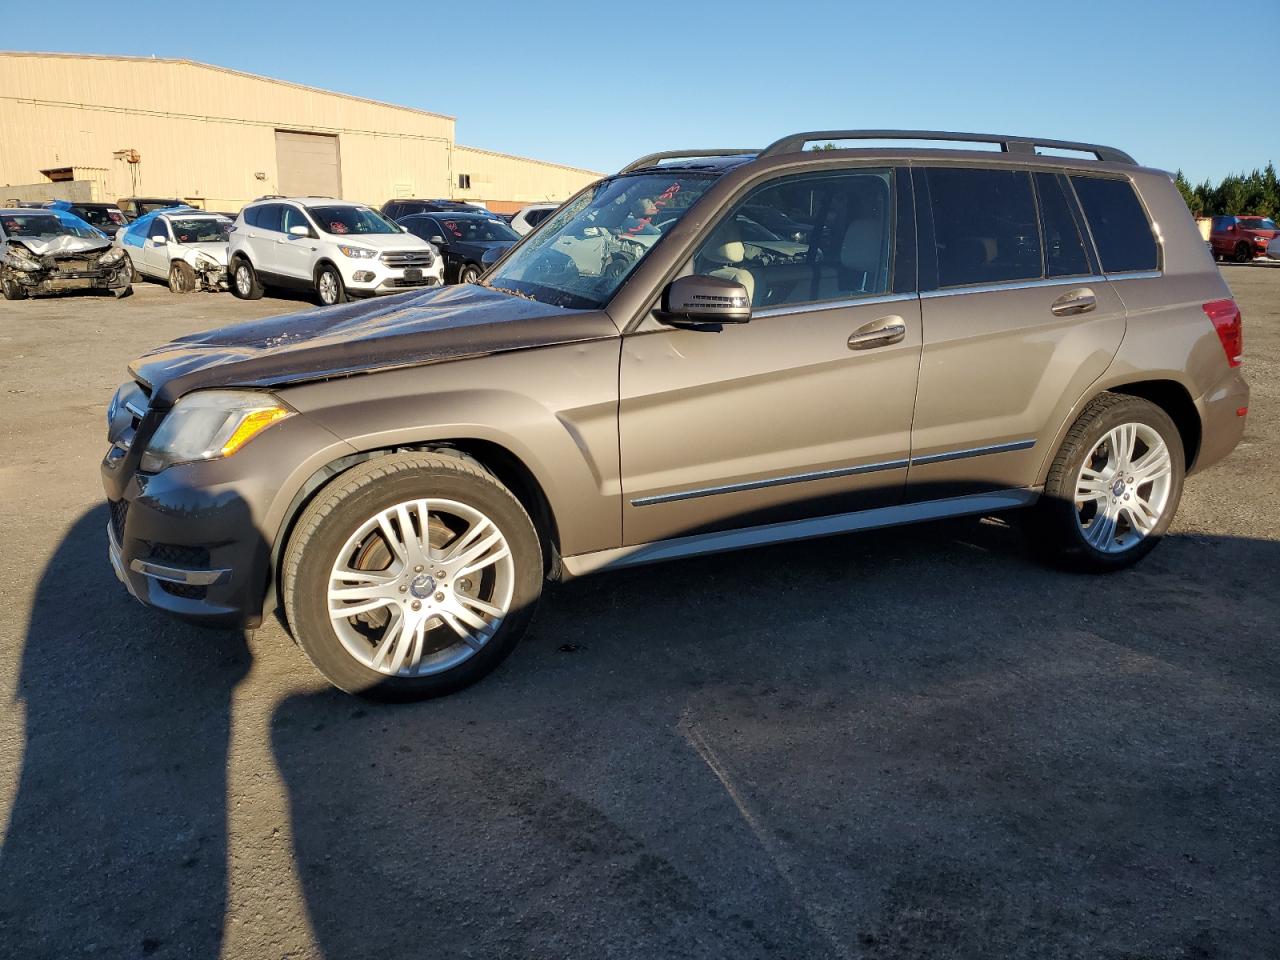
[1235,243,1253,264]
[282,452,543,700]
[1032,393,1184,572]
[458,264,481,284]
[316,264,346,305]
[168,260,196,294]
[231,258,264,300]
[1,276,26,300]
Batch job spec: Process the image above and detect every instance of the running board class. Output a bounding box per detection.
[560,487,1040,578]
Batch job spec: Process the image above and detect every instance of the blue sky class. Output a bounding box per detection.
[6,0,1276,183]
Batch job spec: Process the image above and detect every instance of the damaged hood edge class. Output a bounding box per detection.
[129,283,621,406]
[10,235,113,257]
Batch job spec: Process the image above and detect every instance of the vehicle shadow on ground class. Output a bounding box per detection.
[0,506,250,959]
[270,516,1280,959]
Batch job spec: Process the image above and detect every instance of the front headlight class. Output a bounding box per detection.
[140,390,293,473]
[98,247,126,266]
[337,245,377,259]
[193,252,221,268]
[6,251,42,272]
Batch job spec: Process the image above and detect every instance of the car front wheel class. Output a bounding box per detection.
[282,452,543,700]
[1032,393,1184,572]
[1,275,26,300]
[1235,243,1253,264]
[458,264,481,284]
[231,258,264,299]
[169,260,196,294]
[316,264,346,305]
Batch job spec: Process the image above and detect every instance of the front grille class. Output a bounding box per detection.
[146,543,211,567]
[381,250,435,268]
[51,257,100,273]
[387,276,438,288]
[109,499,129,541]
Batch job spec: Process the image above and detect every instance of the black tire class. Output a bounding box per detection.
[230,257,264,300]
[1235,243,1252,264]
[315,263,347,305]
[1031,393,1185,572]
[168,260,196,294]
[1,275,26,300]
[458,263,481,285]
[124,253,141,283]
[282,452,543,700]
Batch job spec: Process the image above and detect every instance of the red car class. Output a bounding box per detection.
[1209,215,1278,263]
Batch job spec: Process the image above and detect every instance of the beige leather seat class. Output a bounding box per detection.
[816,217,888,298]
[702,221,756,304]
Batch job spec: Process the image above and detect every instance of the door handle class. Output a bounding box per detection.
[847,315,907,350]
[1050,288,1097,317]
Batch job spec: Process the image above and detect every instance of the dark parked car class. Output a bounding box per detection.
[380,198,487,221]
[1209,215,1278,263]
[398,211,519,283]
[42,199,128,236]
[117,197,187,220]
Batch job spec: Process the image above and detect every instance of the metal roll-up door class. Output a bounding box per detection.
[275,130,341,198]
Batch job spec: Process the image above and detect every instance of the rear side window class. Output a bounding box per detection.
[1070,176,1158,273]
[926,168,1042,287]
[383,202,402,220]
[1035,173,1091,278]
[243,206,260,228]
[527,208,551,227]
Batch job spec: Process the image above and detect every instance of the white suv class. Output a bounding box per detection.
[228,197,444,305]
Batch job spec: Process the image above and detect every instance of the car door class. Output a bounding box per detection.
[244,203,285,277]
[276,205,319,281]
[139,216,172,277]
[619,167,922,546]
[907,165,1128,499]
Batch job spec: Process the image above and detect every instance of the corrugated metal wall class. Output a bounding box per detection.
[0,53,599,212]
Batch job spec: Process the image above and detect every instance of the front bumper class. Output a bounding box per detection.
[101,403,353,628]
[4,259,131,295]
[337,258,444,296]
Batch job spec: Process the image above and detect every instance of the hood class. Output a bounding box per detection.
[181,242,229,266]
[130,283,619,405]
[327,232,432,252]
[11,234,113,257]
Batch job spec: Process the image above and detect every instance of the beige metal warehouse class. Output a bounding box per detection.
[0,52,600,213]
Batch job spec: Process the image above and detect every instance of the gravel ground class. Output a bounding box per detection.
[0,266,1277,959]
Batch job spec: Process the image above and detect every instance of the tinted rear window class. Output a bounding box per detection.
[1070,176,1158,273]
[926,167,1042,287]
[1035,173,1091,278]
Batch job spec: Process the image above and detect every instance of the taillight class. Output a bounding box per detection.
[1202,299,1243,367]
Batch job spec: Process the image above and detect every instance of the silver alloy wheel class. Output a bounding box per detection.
[1074,421,1173,553]
[235,264,252,297]
[327,497,515,677]
[460,266,479,284]
[170,263,187,293]
[318,270,338,304]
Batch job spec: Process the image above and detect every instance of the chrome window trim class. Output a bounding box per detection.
[909,438,1036,466]
[753,291,917,319]
[1102,269,1162,281]
[569,487,1042,577]
[920,275,1105,299]
[630,439,1036,507]
[630,457,910,507]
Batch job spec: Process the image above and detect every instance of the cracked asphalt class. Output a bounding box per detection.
[0,265,1277,959]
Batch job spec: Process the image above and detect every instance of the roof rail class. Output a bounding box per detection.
[759,130,1136,164]
[619,149,759,174]
[253,194,286,201]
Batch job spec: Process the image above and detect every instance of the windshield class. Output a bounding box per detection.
[436,217,518,243]
[485,172,715,309]
[1239,218,1277,230]
[1,212,103,240]
[73,206,126,228]
[169,218,232,243]
[310,206,400,236]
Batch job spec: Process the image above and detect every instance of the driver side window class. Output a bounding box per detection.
[688,169,895,309]
[283,206,313,236]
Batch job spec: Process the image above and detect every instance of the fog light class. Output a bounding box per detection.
[353,271,375,283]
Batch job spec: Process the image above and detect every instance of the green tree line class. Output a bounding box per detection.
[1174,164,1279,219]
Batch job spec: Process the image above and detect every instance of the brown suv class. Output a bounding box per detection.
[102,130,1249,699]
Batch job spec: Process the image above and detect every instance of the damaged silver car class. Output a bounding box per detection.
[1,208,132,300]
[115,207,231,293]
